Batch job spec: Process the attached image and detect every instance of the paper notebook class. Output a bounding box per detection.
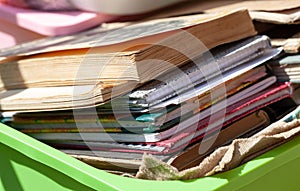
[268,55,300,83]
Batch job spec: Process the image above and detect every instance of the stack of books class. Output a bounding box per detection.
[0,0,299,175]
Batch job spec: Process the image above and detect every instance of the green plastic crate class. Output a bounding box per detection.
[1,122,300,191]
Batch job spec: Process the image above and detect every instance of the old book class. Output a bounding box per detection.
[168,110,271,170]
[150,0,300,24]
[0,9,256,91]
[271,31,300,53]
[268,55,300,83]
[0,80,137,111]
[250,7,300,25]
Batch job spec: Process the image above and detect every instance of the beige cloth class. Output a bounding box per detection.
[136,119,300,180]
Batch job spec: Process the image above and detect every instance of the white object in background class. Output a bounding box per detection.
[70,0,185,15]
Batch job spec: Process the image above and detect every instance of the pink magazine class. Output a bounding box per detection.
[0,3,120,36]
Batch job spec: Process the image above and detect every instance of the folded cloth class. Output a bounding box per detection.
[136,118,300,180]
